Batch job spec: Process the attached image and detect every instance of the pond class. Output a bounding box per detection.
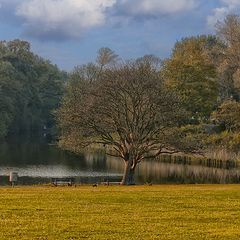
[0,136,239,185]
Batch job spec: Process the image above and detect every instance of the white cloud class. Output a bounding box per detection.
[0,0,199,41]
[220,0,240,7]
[117,0,198,16]
[207,7,229,28]
[16,0,116,40]
[207,0,240,29]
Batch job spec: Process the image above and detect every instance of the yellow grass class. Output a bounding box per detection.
[0,185,240,239]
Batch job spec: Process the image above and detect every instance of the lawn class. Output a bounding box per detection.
[0,185,240,240]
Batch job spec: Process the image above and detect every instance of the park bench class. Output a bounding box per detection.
[101,181,121,185]
[51,177,75,186]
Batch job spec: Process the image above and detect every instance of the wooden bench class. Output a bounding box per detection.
[101,181,121,185]
[52,177,75,186]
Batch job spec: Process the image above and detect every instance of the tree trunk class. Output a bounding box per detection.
[121,160,135,185]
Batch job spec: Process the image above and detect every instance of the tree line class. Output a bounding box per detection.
[1,15,240,184]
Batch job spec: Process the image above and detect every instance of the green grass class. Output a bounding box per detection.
[0,185,240,239]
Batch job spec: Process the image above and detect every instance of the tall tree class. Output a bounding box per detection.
[162,35,219,120]
[96,47,119,69]
[0,61,21,138]
[216,15,240,100]
[0,39,66,137]
[57,59,198,185]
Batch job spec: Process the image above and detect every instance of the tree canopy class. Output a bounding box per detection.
[162,35,219,120]
[216,15,240,100]
[57,57,201,184]
[0,39,66,138]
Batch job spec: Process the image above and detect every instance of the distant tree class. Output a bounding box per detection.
[136,54,161,70]
[57,59,199,185]
[162,35,219,120]
[216,15,240,100]
[96,47,119,69]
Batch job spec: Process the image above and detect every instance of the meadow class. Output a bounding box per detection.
[0,185,240,240]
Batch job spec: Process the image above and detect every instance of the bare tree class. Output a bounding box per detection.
[216,15,240,99]
[57,61,196,185]
[96,47,119,69]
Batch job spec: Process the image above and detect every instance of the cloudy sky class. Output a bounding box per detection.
[0,0,239,71]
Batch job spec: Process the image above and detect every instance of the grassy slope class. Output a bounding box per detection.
[0,185,240,240]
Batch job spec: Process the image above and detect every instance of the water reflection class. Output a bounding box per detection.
[0,136,240,185]
[104,156,240,184]
[0,165,120,178]
[136,161,240,184]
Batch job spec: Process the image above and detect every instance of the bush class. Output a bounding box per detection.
[206,131,240,152]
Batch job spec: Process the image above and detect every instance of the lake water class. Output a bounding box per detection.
[0,136,240,185]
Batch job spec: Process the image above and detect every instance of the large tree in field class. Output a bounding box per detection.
[57,58,198,185]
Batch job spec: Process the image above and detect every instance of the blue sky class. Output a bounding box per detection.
[0,0,239,71]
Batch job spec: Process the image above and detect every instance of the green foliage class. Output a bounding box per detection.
[206,131,240,152]
[0,39,66,137]
[164,124,207,152]
[0,61,20,138]
[162,35,219,120]
[207,100,240,151]
[211,100,240,132]
[204,100,240,151]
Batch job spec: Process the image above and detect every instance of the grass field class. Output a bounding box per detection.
[0,185,240,240]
